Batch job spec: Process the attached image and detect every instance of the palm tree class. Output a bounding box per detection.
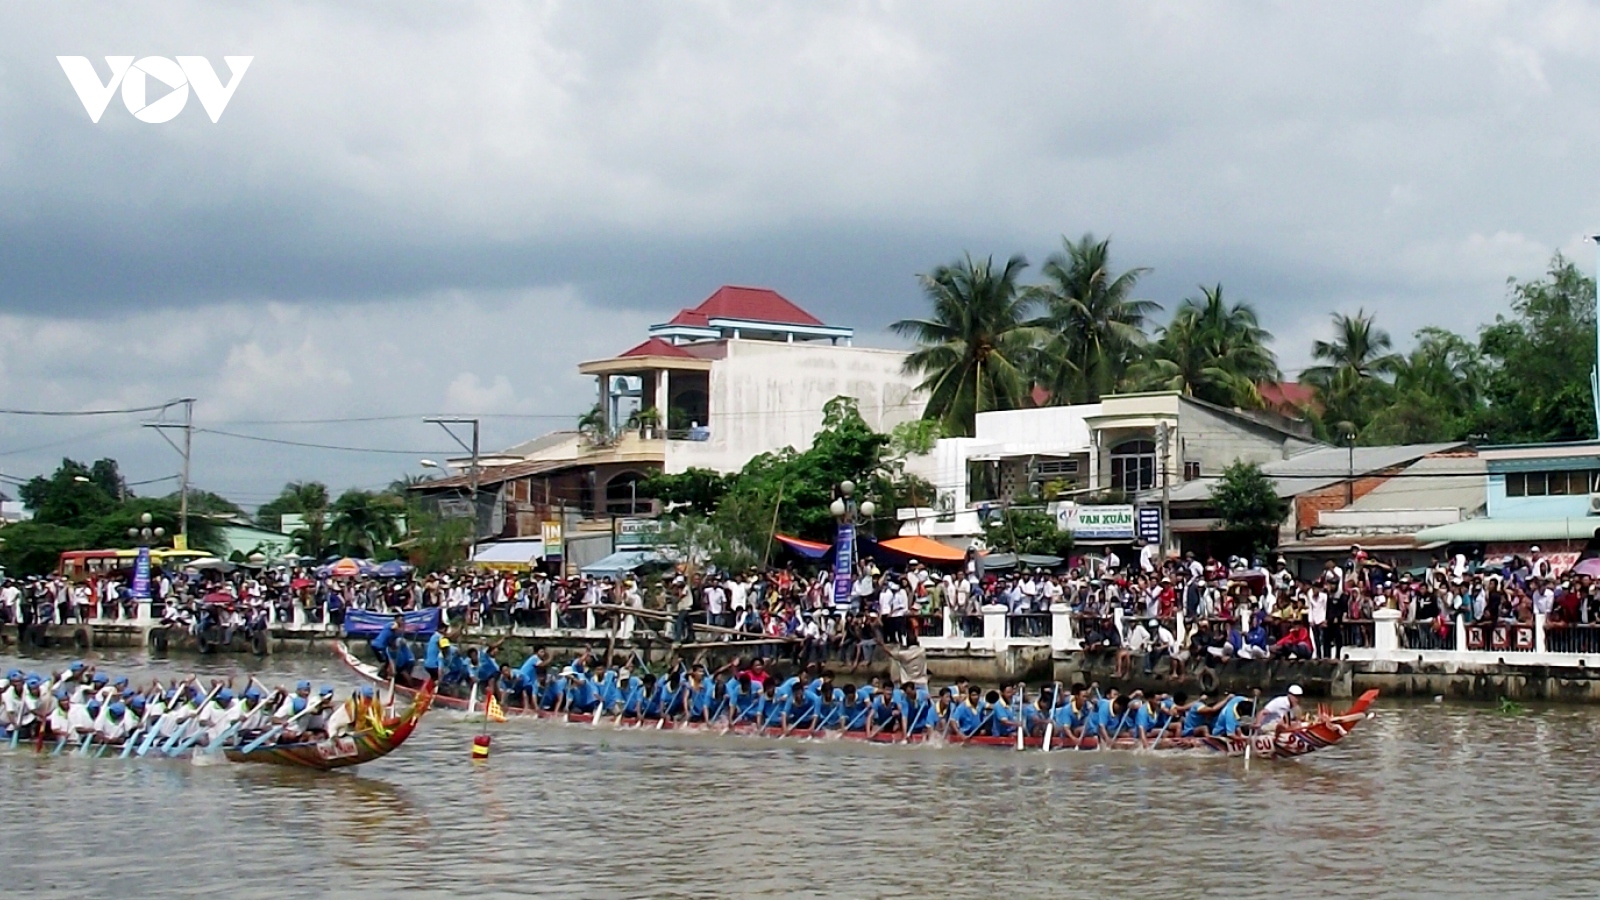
[1301,309,1402,435]
[1302,309,1402,386]
[1027,233,1160,404]
[329,490,404,559]
[255,481,332,559]
[1392,326,1484,415]
[1139,284,1280,407]
[891,253,1044,437]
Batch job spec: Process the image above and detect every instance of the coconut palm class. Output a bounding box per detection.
[1392,326,1484,415]
[1302,309,1402,387]
[1301,309,1403,435]
[891,253,1044,437]
[329,489,404,559]
[1027,233,1160,404]
[255,481,332,559]
[1139,284,1280,407]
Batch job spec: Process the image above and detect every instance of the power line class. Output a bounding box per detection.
[194,428,446,456]
[0,401,179,417]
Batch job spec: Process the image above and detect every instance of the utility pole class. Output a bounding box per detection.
[1157,421,1172,559]
[426,417,481,563]
[144,399,196,545]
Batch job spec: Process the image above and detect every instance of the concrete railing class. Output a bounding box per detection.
[1347,608,1600,666]
[921,604,1080,655]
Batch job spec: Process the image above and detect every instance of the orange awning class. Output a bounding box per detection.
[878,536,966,563]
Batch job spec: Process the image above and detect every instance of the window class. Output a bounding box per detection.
[1110,439,1158,492]
[1505,470,1600,498]
[606,471,647,515]
[1033,458,1079,478]
[1183,461,1202,481]
[967,460,1000,504]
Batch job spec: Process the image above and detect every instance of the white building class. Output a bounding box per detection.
[903,391,1321,549]
[420,285,928,546]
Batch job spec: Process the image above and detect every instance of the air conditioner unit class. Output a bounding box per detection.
[1588,493,1600,515]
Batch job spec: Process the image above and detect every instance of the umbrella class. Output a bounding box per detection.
[201,591,236,606]
[1569,557,1600,578]
[186,557,235,573]
[290,577,315,590]
[376,560,413,578]
[328,558,363,578]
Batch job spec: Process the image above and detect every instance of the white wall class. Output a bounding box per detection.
[974,404,1098,449]
[664,340,926,474]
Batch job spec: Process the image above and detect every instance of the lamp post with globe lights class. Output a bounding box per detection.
[828,480,875,609]
[126,512,165,623]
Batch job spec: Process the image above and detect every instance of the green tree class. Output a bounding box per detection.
[637,468,734,515]
[256,481,332,559]
[1362,326,1484,444]
[19,458,119,527]
[176,489,245,518]
[1210,461,1286,544]
[1475,254,1597,443]
[408,506,472,573]
[981,507,1073,557]
[1301,309,1402,434]
[329,489,405,558]
[1139,284,1279,407]
[1028,233,1159,405]
[0,522,86,575]
[892,253,1043,436]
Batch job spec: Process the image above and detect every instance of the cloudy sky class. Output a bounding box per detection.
[2,1,1598,509]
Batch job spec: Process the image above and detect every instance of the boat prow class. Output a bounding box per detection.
[224,678,435,771]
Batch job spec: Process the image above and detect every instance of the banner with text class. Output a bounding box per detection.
[832,522,855,608]
[1054,504,1136,540]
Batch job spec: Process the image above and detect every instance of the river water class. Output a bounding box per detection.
[2,649,1598,899]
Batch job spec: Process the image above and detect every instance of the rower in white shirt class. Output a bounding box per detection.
[1257,684,1303,733]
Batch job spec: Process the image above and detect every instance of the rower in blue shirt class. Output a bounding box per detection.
[442,647,472,690]
[370,614,405,676]
[423,632,448,681]
[472,646,502,693]
[1212,695,1254,737]
[950,687,986,737]
[989,687,1018,738]
[838,684,870,731]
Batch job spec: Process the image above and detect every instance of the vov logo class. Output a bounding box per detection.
[58,56,252,123]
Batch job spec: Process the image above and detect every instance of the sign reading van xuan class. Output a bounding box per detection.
[1054,504,1135,540]
[58,56,252,123]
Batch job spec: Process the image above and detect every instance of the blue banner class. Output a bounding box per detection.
[832,522,855,608]
[131,547,151,600]
[343,607,442,639]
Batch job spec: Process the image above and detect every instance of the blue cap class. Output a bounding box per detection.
[54,689,68,701]
[87,700,101,714]
[216,689,234,703]
[69,661,85,672]
[243,688,262,701]
[291,696,307,713]
[108,701,126,716]
[319,686,335,696]
[121,688,135,698]
[113,677,128,687]
[6,670,21,681]
[91,674,108,685]
[358,686,375,698]
[24,676,41,688]
[296,680,312,692]
[130,696,146,710]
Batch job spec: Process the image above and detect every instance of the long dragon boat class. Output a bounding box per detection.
[336,643,1373,760]
[4,679,434,771]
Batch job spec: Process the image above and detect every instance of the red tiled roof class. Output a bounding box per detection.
[619,337,696,359]
[666,286,825,328]
[1258,381,1320,414]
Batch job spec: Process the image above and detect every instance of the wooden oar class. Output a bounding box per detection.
[1041,682,1063,753]
[162,683,225,756]
[1014,688,1026,751]
[237,699,325,755]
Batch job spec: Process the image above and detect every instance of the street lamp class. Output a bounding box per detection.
[127,511,165,545]
[830,481,875,524]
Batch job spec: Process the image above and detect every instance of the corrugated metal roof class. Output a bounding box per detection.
[1163,442,1469,503]
[1349,455,1486,514]
[1412,518,1600,543]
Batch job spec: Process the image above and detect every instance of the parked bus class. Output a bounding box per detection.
[57,548,210,581]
